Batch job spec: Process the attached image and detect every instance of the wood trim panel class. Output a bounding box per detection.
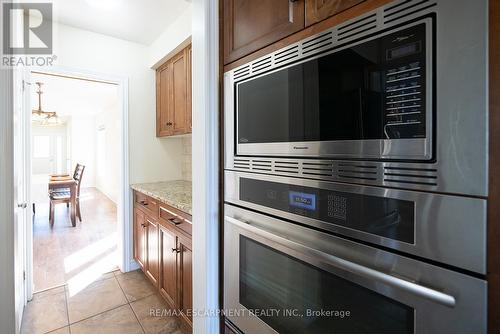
[488,0,500,332]
[223,0,392,72]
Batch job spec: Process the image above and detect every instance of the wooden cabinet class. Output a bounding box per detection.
[305,0,366,26]
[159,225,178,307]
[156,44,192,137]
[145,215,159,286]
[223,0,305,64]
[133,190,193,329]
[222,0,383,66]
[178,235,192,324]
[133,208,147,271]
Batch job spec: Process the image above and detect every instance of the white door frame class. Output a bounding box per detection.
[192,0,220,333]
[24,65,133,298]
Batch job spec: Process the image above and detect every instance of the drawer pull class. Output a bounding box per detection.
[168,217,183,225]
[141,223,146,228]
[140,200,148,206]
[172,248,181,253]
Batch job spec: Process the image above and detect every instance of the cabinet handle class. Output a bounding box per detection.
[140,200,148,206]
[141,223,146,228]
[166,122,173,126]
[171,248,181,253]
[168,217,183,226]
[289,0,299,2]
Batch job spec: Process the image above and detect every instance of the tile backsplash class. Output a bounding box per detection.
[181,136,192,181]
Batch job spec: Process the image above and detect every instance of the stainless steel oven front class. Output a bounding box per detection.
[224,204,487,334]
[224,0,488,197]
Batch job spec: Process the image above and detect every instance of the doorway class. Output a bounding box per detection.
[27,69,130,296]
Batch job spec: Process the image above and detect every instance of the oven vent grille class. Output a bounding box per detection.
[337,13,378,42]
[301,32,334,55]
[383,166,438,186]
[337,163,378,181]
[274,45,299,67]
[233,65,250,80]
[383,0,437,24]
[251,56,272,73]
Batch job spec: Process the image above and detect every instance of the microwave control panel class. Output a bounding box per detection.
[382,24,427,140]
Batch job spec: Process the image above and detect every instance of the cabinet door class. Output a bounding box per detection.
[133,208,146,270]
[179,238,193,324]
[159,225,178,307]
[145,215,159,286]
[305,0,365,26]
[156,63,173,137]
[171,50,189,135]
[223,0,305,64]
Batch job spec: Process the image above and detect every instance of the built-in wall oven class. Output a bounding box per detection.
[223,0,488,333]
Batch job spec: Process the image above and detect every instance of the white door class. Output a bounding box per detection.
[32,127,67,175]
[13,69,31,331]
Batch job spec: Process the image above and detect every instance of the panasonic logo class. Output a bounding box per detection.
[293,146,308,150]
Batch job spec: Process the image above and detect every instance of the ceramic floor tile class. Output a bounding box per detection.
[47,326,70,334]
[66,277,128,323]
[116,269,157,302]
[130,294,182,334]
[70,304,144,334]
[21,287,69,334]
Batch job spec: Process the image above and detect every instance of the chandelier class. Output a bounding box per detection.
[32,82,60,125]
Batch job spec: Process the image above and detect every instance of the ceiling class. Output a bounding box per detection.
[51,0,191,45]
[31,72,119,119]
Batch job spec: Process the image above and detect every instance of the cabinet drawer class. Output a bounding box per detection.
[135,192,159,217]
[159,204,192,236]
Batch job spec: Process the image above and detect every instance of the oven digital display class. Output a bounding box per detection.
[289,191,316,210]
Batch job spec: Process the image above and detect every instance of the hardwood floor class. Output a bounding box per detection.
[33,187,118,292]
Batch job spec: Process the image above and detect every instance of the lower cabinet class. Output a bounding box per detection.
[133,208,147,270]
[133,191,192,329]
[145,215,159,286]
[159,225,178,307]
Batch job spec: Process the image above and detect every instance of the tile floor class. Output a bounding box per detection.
[21,269,190,334]
[33,187,118,292]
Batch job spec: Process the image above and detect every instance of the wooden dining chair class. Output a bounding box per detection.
[49,164,85,226]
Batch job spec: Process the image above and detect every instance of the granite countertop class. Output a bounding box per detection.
[131,180,192,215]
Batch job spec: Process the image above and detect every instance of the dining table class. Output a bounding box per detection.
[48,174,77,227]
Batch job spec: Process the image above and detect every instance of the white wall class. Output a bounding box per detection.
[149,4,193,68]
[67,115,97,188]
[95,100,120,203]
[52,22,184,184]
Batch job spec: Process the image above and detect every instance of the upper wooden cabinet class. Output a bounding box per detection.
[305,0,366,26]
[156,43,192,137]
[223,0,305,64]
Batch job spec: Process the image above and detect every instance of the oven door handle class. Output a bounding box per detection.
[226,216,456,308]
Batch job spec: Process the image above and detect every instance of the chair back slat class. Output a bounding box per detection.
[73,164,85,197]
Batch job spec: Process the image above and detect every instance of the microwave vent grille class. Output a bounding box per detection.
[233,158,251,170]
[251,56,272,73]
[302,162,334,177]
[301,32,334,55]
[383,0,437,24]
[250,159,273,172]
[337,13,378,42]
[274,161,300,174]
[383,166,438,186]
[233,65,250,80]
[336,163,378,181]
[274,45,299,67]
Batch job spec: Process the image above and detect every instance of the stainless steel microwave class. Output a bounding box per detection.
[224,0,488,197]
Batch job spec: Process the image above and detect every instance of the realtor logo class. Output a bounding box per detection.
[2,2,52,55]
